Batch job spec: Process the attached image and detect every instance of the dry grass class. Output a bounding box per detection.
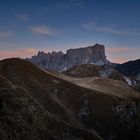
[0,58,140,140]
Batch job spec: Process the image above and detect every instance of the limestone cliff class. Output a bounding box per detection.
[28,43,108,71]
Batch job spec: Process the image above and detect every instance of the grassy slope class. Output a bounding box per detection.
[62,64,125,82]
[0,59,103,140]
[48,70,140,99]
[0,58,140,139]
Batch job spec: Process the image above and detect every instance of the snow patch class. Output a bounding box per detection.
[124,76,133,86]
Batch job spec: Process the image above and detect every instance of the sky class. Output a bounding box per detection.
[0,0,140,63]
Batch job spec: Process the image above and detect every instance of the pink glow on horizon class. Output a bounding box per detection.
[0,48,38,59]
[106,47,140,63]
[106,47,139,53]
[109,57,126,64]
[0,46,139,64]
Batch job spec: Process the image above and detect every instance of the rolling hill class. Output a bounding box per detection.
[62,64,125,82]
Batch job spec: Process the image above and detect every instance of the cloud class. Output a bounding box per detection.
[81,23,122,34]
[0,31,13,38]
[0,48,38,59]
[82,22,140,35]
[16,14,29,21]
[94,27,124,34]
[29,26,56,36]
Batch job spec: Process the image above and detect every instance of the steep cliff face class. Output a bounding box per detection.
[28,44,108,72]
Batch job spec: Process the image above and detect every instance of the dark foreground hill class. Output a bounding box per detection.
[0,58,140,140]
[0,59,102,140]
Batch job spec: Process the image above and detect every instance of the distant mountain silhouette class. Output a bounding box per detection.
[115,59,140,81]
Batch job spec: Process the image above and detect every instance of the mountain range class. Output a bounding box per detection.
[28,43,140,90]
[27,44,140,81]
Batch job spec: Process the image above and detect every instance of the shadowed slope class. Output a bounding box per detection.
[0,63,102,140]
[115,59,140,80]
[0,58,140,140]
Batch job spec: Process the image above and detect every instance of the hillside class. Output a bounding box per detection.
[0,58,140,140]
[62,64,125,82]
[0,59,102,140]
[115,59,140,81]
[115,59,140,90]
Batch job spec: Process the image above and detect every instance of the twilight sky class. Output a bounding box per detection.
[0,0,140,63]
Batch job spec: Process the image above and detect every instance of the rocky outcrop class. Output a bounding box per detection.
[27,44,108,72]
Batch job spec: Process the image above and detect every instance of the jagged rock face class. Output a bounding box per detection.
[27,44,108,72]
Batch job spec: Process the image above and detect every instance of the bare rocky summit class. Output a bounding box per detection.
[28,44,108,72]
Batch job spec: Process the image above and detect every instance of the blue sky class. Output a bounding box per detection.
[0,0,140,63]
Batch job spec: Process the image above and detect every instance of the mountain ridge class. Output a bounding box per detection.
[115,59,140,80]
[27,43,108,72]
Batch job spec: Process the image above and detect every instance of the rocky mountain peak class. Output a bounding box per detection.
[28,43,108,72]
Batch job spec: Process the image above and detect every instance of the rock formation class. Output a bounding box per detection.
[27,43,108,72]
